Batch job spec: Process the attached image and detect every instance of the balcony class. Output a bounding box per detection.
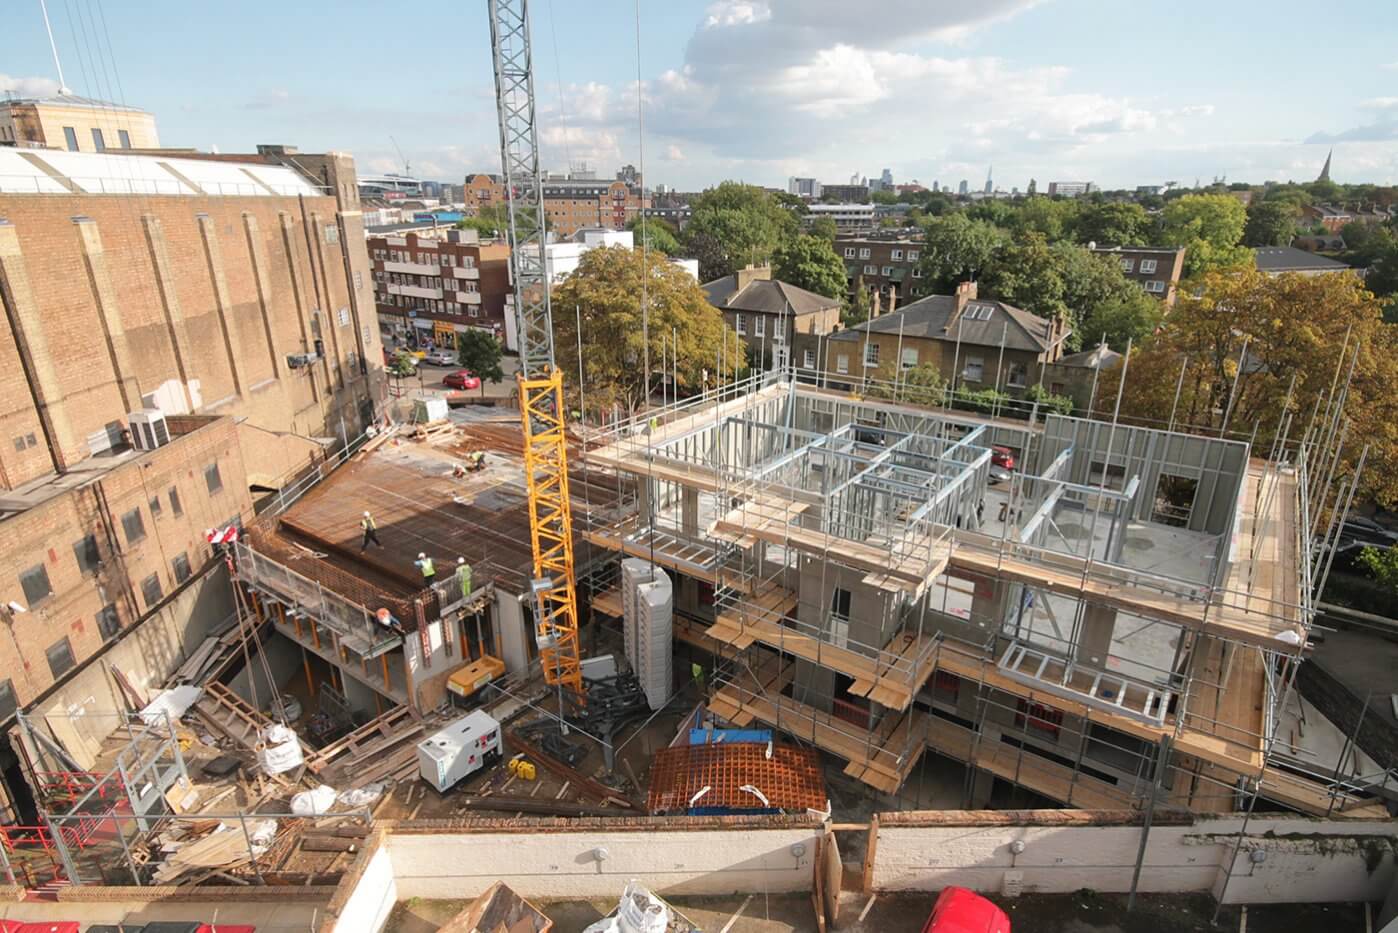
[454,291,482,304]
[384,260,440,276]
[450,266,480,280]
[389,284,443,300]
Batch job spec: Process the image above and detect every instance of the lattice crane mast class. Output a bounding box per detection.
[487,0,584,699]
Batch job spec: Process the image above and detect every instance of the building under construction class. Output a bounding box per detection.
[578,370,1386,819]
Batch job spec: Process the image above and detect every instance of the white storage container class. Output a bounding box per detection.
[416,710,501,792]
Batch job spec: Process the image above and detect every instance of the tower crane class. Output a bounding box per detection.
[487,0,584,700]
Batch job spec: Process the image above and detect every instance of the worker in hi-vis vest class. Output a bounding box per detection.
[360,511,383,550]
[456,557,472,601]
[415,552,436,583]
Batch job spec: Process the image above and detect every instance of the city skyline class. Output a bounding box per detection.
[1,0,1396,192]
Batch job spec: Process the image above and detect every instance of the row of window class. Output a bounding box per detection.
[370,249,474,269]
[1119,257,1160,274]
[843,246,920,262]
[831,346,1026,386]
[61,126,133,152]
[732,312,767,337]
[857,264,923,279]
[378,294,483,317]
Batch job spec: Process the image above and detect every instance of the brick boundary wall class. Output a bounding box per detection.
[56,884,339,903]
[1298,657,1398,770]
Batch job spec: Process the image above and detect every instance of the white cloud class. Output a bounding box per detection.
[704,1,771,28]
[1381,62,1398,71]
[663,144,685,161]
[0,74,60,98]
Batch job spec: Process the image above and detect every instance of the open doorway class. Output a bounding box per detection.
[1152,474,1198,527]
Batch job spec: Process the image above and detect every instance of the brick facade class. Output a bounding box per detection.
[367,231,511,350]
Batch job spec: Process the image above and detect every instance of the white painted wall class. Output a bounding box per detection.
[870,813,1397,905]
[386,825,819,900]
[329,843,396,933]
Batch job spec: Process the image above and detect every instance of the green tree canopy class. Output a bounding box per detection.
[1078,290,1163,353]
[626,215,682,256]
[917,213,1007,292]
[1014,197,1079,242]
[808,215,839,241]
[551,245,744,414]
[1075,201,1151,246]
[843,275,872,329]
[1243,200,1299,247]
[773,234,848,299]
[1158,193,1253,277]
[455,329,504,397]
[982,232,1069,326]
[683,182,800,281]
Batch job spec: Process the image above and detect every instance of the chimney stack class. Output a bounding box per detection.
[954,280,978,314]
[734,263,773,293]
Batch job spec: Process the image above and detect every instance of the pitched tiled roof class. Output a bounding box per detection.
[829,292,1057,353]
[702,275,840,315]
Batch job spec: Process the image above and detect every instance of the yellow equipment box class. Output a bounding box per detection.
[447,655,507,699]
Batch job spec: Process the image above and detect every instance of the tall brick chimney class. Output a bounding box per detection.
[734,263,772,293]
[954,280,978,313]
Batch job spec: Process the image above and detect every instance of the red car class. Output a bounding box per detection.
[990,445,1016,470]
[443,370,482,391]
[922,886,1011,933]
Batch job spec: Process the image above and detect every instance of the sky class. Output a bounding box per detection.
[3,0,1396,191]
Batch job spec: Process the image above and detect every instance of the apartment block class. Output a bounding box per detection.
[368,229,512,351]
[805,202,876,234]
[836,233,926,304]
[0,93,158,153]
[462,172,507,216]
[1088,245,1186,305]
[541,179,649,236]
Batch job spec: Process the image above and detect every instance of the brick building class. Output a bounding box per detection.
[367,229,512,351]
[462,173,506,216]
[0,93,158,153]
[1087,245,1187,305]
[836,233,925,306]
[542,179,648,236]
[702,265,841,370]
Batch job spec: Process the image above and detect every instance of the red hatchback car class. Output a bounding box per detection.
[922,886,1011,933]
[990,445,1016,470]
[443,370,482,391]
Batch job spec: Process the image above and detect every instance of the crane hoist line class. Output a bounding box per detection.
[488,0,584,700]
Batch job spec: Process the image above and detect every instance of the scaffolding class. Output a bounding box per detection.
[581,369,1384,819]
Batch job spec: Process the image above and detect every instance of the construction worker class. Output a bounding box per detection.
[415,552,436,583]
[360,511,383,550]
[456,558,473,601]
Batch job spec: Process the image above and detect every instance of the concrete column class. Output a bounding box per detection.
[74,217,141,415]
[681,487,699,537]
[196,214,247,399]
[141,214,198,412]
[278,211,322,401]
[0,220,76,471]
[969,574,1008,635]
[1075,602,1118,669]
[241,213,281,379]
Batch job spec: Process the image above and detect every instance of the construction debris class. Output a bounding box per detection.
[440,881,552,933]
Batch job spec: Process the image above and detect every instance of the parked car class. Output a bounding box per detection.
[988,465,1012,486]
[424,348,458,366]
[922,886,1011,933]
[990,445,1016,470]
[443,370,482,391]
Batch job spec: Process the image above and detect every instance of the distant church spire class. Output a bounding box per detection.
[1318,148,1333,183]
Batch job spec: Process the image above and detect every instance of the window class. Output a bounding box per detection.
[965,304,994,321]
[1139,258,1158,274]
[172,552,192,584]
[149,495,162,517]
[754,315,766,338]
[962,357,984,382]
[858,248,871,259]
[830,587,851,621]
[1007,361,1028,388]
[881,266,893,276]
[901,347,918,370]
[96,603,121,640]
[836,353,850,375]
[118,129,131,149]
[863,342,880,367]
[0,680,15,721]
[843,247,856,258]
[1015,699,1064,739]
[864,264,877,275]
[63,126,79,151]
[338,307,350,327]
[122,508,146,544]
[46,637,75,680]
[204,463,223,494]
[73,535,101,574]
[891,249,903,260]
[91,128,106,151]
[20,564,52,605]
[324,224,340,245]
[803,349,815,368]
[912,267,923,278]
[908,250,920,262]
[169,487,183,516]
[1144,279,1166,294]
[354,270,363,290]
[141,573,163,608]
[1119,258,1134,273]
[734,313,747,335]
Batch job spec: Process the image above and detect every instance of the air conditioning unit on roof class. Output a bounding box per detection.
[128,409,170,451]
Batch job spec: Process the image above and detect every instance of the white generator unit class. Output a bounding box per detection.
[128,409,170,451]
[416,709,501,793]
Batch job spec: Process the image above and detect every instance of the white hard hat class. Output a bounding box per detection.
[458,557,466,565]
[363,511,371,517]
[418,552,426,559]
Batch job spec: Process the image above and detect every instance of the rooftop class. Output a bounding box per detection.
[0,148,323,197]
[0,92,149,112]
[829,292,1055,352]
[1254,246,1352,273]
[703,273,840,316]
[1052,344,1124,370]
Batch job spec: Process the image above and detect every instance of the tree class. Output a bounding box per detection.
[982,232,1069,326]
[1078,290,1162,352]
[1075,201,1150,246]
[626,215,682,256]
[387,349,417,379]
[1025,383,1075,416]
[843,275,872,329]
[1243,200,1298,247]
[773,234,847,299]
[866,361,947,408]
[1015,197,1079,243]
[683,182,800,281]
[808,215,839,242]
[1357,545,1398,591]
[918,213,1007,292]
[551,245,744,414]
[1158,193,1253,277]
[1100,268,1398,506]
[455,330,505,397]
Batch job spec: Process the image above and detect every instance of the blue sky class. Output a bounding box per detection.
[3,0,1396,190]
